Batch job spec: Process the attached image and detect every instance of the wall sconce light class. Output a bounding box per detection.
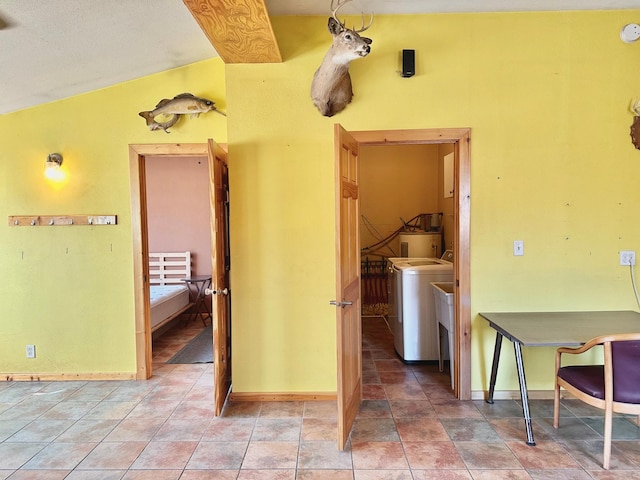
[621,24,640,43]
[44,153,64,181]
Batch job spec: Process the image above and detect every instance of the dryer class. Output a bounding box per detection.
[388,252,453,362]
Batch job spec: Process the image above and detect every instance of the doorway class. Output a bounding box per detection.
[128,142,232,415]
[335,127,471,448]
[350,127,470,396]
[145,154,212,363]
[359,142,455,383]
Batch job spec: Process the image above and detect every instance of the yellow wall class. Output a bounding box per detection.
[0,59,226,375]
[359,144,439,258]
[2,10,640,396]
[227,10,640,393]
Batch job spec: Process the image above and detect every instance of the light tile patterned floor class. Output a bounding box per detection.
[1,316,639,479]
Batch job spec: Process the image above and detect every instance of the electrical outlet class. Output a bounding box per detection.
[26,344,36,358]
[620,250,636,266]
[513,240,524,256]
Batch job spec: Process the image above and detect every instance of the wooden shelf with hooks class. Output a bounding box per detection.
[8,215,117,227]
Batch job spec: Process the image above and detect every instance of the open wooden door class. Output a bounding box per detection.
[333,124,362,450]
[207,139,231,415]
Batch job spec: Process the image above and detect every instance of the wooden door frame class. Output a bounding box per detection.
[349,128,471,400]
[129,143,214,380]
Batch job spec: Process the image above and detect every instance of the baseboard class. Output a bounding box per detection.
[2,372,136,382]
[229,391,337,402]
[471,390,557,401]
[235,390,567,402]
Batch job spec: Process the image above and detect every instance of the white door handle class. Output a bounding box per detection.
[205,288,229,296]
[329,300,353,308]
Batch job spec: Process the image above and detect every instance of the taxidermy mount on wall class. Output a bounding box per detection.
[310,0,373,117]
[139,93,225,133]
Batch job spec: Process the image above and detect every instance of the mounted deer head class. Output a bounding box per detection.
[311,0,373,117]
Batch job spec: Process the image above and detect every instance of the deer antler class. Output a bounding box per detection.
[330,0,373,33]
[331,0,348,27]
[354,12,373,33]
[630,98,640,116]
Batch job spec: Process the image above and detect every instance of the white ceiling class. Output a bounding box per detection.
[1,0,639,115]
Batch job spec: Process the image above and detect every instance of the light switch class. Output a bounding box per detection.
[514,240,524,256]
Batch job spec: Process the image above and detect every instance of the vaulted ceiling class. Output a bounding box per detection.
[0,0,638,114]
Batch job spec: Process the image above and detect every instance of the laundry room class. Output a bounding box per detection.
[359,142,456,384]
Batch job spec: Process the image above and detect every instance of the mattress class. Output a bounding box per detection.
[150,285,190,330]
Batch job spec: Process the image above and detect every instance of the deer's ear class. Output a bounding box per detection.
[328,17,343,35]
[362,37,372,45]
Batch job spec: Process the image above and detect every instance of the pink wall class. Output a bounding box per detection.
[145,155,212,276]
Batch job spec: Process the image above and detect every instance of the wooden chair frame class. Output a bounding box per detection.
[553,332,640,469]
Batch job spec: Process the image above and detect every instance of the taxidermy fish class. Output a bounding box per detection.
[147,114,180,134]
[139,93,225,133]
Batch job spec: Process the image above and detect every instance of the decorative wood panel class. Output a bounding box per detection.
[183,0,282,63]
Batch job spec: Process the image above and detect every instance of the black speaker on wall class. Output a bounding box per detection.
[402,49,415,77]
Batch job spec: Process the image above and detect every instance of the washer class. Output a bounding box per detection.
[387,252,453,362]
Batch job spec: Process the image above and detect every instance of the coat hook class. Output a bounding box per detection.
[88,217,93,225]
[49,219,54,225]
[30,219,36,226]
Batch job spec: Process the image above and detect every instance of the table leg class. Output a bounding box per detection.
[185,284,197,325]
[486,332,503,404]
[513,341,536,446]
[194,280,211,326]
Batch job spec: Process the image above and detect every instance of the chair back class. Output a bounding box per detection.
[612,340,640,404]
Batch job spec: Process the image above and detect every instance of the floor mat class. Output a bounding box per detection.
[166,324,213,364]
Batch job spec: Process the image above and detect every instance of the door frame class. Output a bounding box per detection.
[346,128,471,400]
[128,143,219,380]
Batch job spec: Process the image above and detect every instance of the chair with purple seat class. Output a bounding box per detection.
[553,333,640,469]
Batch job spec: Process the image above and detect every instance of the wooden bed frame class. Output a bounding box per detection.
[149,252,193,332]
[149,251,192,285]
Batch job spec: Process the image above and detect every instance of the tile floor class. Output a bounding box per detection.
[1,316,640,479]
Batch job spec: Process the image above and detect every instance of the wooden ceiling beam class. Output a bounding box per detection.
[183,0,282,63]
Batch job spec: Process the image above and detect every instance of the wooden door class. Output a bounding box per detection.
[333,124,362,450]
[208,139,231,415]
